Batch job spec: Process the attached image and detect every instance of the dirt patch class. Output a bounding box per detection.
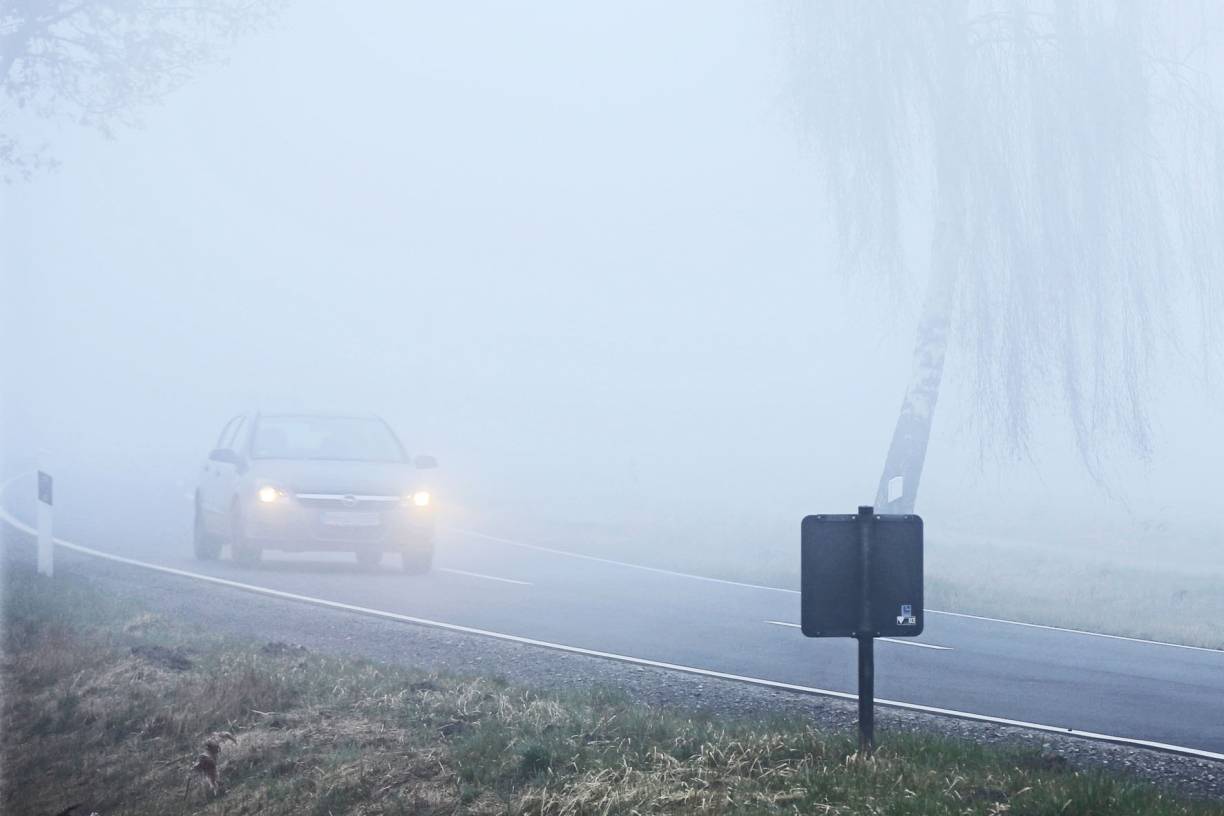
[131,643,193,670]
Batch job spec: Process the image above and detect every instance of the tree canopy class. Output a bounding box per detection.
[788,1,1224,478]
[1,0,283,180]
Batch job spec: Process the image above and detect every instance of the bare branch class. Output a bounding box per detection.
[0,0,286,176]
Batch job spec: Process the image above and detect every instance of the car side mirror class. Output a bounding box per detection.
[209,448,241,466]
[413,454,438,470]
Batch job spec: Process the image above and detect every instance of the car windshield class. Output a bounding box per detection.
[251,416,405,462]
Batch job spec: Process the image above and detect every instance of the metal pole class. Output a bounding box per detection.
[857,634,874,753]
[857,505,874,753]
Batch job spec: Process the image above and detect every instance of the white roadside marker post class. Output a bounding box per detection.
[36,471,53,577]
[886,476,904,505]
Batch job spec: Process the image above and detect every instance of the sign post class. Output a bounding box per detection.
[36,471,53,577]
[855,506,874,752]
[801,505,923,754]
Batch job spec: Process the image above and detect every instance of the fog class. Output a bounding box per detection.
[3,1,1223,579]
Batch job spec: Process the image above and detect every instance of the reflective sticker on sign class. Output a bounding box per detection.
[897,604,917,626]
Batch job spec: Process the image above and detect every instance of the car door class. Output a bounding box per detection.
[200,415,244,535]
[212,414,249,529]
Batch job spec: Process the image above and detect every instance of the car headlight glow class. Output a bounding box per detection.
[257,485,285,503]
[410,490,431,508]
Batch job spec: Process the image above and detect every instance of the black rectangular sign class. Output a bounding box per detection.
[37,471,53,506]
[801,513,923,638]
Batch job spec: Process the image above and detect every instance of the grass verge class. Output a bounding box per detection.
[1,559,1218,815]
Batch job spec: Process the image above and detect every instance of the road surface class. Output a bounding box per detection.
[5,471,1223,759]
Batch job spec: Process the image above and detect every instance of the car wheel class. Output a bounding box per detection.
[193,503,221,560]
[401,545,433,575]
[355,549,382,569]
[231,508,262,566]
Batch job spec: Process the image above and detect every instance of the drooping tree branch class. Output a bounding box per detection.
[786,0,1224,508]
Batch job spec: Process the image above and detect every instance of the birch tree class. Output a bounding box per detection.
[1,0,283,181]
[787,1,1224,513]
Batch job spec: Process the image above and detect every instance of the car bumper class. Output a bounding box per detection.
[240,501,434,553]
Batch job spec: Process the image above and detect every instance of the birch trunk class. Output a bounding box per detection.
[872,4,965,514]
[872,251,957,514]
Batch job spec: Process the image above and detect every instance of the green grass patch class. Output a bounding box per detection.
[1,560,1219,815]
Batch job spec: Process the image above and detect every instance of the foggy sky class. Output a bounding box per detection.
[2,1,1222,546]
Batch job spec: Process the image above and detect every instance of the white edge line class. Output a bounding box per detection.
[920,609,1224,654]
[449,526,1224,655]
[2,480,1222,763]
[764,620,953,651]
[448,527,801,593]
[878,637,951,651]
[439,567,532,586]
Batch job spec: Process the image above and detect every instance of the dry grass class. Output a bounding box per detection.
[2,560,1219,815]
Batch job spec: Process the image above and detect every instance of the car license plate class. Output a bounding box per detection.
[321,511,381,527]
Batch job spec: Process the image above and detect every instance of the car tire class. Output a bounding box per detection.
[355,549,382,569]
[401,545,433,575]
[193,503,221,560]
[231,508,262,566]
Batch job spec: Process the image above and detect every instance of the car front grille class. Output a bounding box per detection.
[294,493,399,510]
[294,493,398,543]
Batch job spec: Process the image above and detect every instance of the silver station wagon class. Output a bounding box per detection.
[193,412,437,572]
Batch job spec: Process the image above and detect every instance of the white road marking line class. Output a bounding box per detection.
[449,526,1224,655]
[878,638,951,650]
[764,621,953,650]
[920,609,1224,654]
[448,527,795,593]
[439,567,531,586]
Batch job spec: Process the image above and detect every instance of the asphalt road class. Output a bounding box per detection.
[9,472,1224,758]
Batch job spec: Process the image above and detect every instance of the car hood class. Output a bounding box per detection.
[248,459,421,496]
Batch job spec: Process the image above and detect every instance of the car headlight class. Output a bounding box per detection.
[257,485,289,503]
[409,490,431,508]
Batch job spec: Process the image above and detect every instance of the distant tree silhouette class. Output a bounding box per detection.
[787,1,1224,512]
[1,0,284,181]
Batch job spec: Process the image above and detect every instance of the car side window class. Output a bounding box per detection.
[226,416,248,454]
[216,415,243,451]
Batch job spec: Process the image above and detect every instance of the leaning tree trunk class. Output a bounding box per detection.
[873,4,966,515]
[872,256,957,514]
